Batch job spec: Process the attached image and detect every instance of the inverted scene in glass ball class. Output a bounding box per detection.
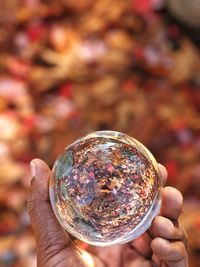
[50,131,162,246]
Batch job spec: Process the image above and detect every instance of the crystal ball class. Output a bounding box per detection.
[49,131,162,246]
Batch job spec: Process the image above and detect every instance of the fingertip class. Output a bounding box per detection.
[151,215,174,236]
[163,187,183,208]
[158,163,167,185]
[29,158,51,201]
[151,237,170,258]
[161,186,183,220]
[31,158,51,171]
[30,158,51,183]
[151,237,187,263]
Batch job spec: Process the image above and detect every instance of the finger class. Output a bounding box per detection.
[27,159,82,267]
[129,232,152,259]
[28,159,50,202]
[151,237,188,267]
[160,187,183,221]
[150,216,188,248]
[93,245,123,267]
[158,164,167,185]
[150,216,183,240]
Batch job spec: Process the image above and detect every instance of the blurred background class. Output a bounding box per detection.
[0,0,200,266]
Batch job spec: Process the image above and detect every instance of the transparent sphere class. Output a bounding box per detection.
[49,131,162,246]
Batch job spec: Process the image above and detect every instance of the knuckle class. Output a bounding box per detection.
[173,229,183,241]
[169,223,184,240]
[178,228,185,241]
[170,242,186,260]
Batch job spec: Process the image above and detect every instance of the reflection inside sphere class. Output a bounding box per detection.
[50,131,162,246]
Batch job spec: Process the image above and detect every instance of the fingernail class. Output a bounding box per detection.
[30,161,37,177]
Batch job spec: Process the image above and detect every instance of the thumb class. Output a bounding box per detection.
[27,159,82,267]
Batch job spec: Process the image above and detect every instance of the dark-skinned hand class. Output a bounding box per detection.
[28,159,188,267]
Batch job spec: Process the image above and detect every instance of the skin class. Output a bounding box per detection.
[27,159,188,267]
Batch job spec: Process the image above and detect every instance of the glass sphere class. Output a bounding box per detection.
[49,131,162,246]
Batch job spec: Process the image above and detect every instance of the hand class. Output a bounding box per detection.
[28,159,188,267]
